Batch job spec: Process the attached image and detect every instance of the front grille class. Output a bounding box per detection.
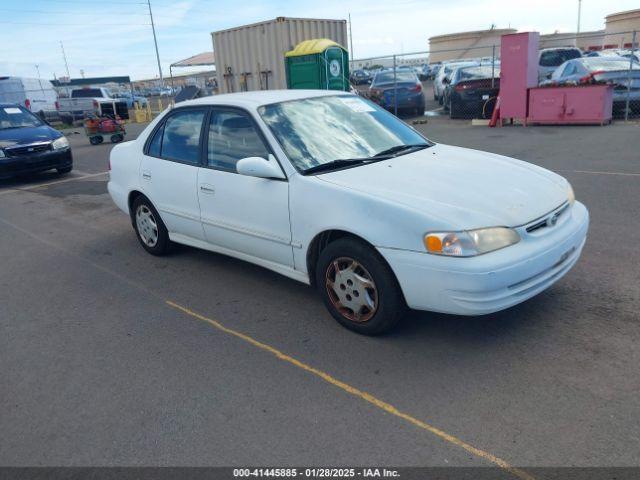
[525,203,570,234]
[5,142,51,157]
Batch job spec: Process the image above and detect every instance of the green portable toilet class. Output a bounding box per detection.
[285,39,349,91]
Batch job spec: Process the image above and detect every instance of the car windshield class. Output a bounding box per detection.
[258,95,430,172]
[0,106,43,130]
[373,71,416,85]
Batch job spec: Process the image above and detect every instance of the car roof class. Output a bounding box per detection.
[178,89,341,108]
[541,46,581,52]
[580,55,629,63]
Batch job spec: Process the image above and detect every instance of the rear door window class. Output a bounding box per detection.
[158,109,206,164]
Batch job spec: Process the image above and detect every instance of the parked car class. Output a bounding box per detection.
[113,92,148,108]
[0,103,72,179]
[418,64,430,81]
[538,47,582,83]
[433,61,479,104]
[0,76,59,122]
[547,56,640,113]
[441,66,500,119]
[429,63,442,79]
[368,69,425,115]
[108,90,588,335]
[57,87,129,124]
[350,69,371,85]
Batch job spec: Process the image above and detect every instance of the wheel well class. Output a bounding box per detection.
[306,230,375,286]
[127,190,143,216]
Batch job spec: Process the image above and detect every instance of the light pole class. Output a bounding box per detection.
[147,0,164,88]
[577,0,582,34]
[348,13,354,68]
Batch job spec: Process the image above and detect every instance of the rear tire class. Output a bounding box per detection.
[131,195,171,256]
[316,237,406,335]
[57,166,72,175]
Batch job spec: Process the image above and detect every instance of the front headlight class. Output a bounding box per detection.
[567,183,575,207]
[52,136,70,150]
[424,227,520,257]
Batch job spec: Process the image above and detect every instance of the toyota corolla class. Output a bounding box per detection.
[108,90,589,335]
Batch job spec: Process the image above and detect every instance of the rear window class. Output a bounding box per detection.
[455,67,499,82]
[373,71,417,85]
[71,89,103,98]
[540,49,582,67]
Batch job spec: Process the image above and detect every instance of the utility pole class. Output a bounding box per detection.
[348,13,354,67]
[577,0,582,34]
[60,41,70,78]
[147,0,164,88]
[35,64,44,92]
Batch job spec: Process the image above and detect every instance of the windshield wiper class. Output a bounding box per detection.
[303,158,373,175]
[302,144,430,175]
[374,143,430,157]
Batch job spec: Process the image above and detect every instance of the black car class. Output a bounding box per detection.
[442,66,500,119]
[350,69,372,85]
[0,103,72,179]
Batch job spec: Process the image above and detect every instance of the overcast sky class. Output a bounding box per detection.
[0,0,637,81]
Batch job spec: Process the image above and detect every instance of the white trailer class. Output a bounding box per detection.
[0,76,58,120]
[212,17,348,94]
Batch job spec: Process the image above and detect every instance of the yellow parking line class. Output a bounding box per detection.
[166,300,535,480]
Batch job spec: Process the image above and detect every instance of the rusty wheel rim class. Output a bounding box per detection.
[325,257,378,323]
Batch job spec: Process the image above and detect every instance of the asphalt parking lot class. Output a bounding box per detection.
[1,117,639,475]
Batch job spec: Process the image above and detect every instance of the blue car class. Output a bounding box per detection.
[0,103,72,179]
[368,69,425,115]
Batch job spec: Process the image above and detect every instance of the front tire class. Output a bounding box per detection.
[316,237,406,335]
[131,195,171,256]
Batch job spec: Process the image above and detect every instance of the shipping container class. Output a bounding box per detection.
[212,17,348,94]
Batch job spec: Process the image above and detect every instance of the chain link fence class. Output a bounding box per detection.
[350,30,639,122]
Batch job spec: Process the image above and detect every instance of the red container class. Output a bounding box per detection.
[499,32,539,121]
[527,85,613,125]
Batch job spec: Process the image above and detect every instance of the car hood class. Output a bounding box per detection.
[316,144,569,229]
[0,125,61,148]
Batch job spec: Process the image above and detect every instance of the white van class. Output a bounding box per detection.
[0,77,58,120]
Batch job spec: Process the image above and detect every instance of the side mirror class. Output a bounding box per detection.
[236,154,285,180]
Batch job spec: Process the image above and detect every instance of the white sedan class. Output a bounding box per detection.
[108,90,589,335]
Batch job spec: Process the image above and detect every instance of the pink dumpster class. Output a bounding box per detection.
[528,85,613,125]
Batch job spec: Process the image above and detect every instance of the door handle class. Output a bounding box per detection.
[142,171,151,180]
[199,184,215,194]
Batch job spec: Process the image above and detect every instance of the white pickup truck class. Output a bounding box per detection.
[58,87,129,123]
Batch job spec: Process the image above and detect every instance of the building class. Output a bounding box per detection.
[604,8,640,48]
[424,8,639,64]
[428,28,516,63]
[539,31,605,50]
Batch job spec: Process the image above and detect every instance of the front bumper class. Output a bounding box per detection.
[0,149,72,179]
[378,201,589,315]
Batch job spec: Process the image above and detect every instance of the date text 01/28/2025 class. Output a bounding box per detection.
[232,468,400,478]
